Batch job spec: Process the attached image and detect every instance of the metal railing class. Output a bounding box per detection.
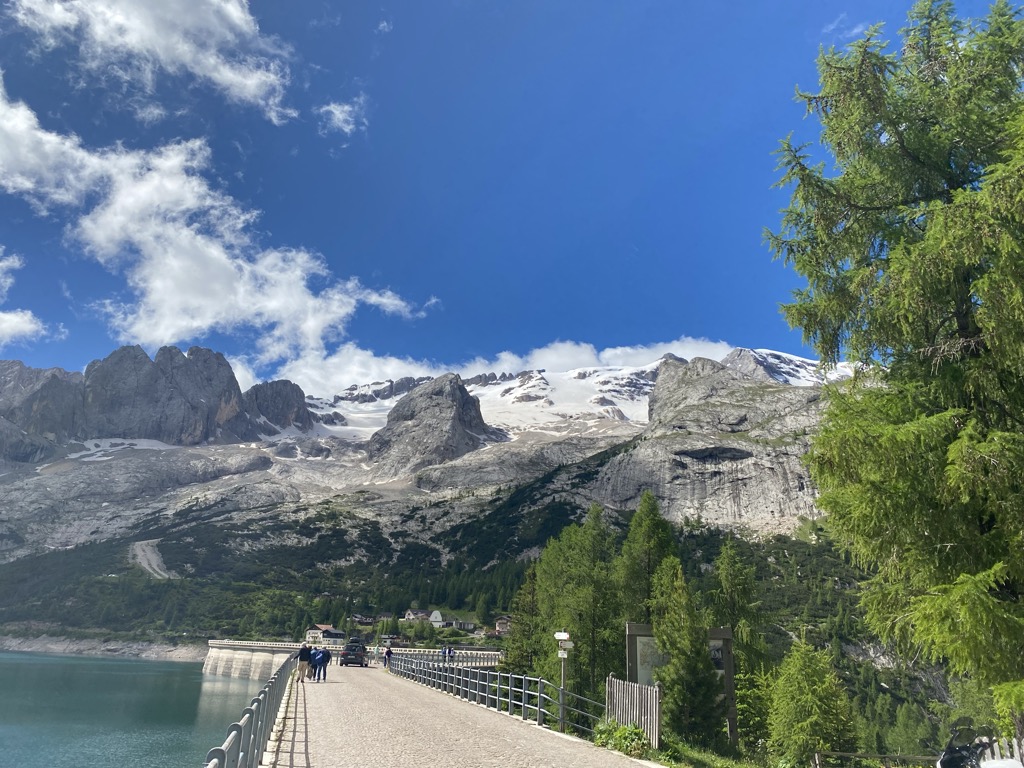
[203,653,297,768]
[376,648,501,666]
[387,654,604,738]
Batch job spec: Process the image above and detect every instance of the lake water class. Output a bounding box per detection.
[0,651,265,768]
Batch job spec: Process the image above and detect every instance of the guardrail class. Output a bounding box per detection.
[387,654,603,737]
[203,653,297,768]
[208,640,302,651]
[378,648,501,666]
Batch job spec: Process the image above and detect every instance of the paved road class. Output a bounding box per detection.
[266,664,658,768]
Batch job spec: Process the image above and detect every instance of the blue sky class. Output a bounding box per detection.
[0,0,997,395]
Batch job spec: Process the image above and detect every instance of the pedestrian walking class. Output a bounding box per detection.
[296,643,312,683]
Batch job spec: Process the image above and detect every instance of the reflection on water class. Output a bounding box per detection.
[0,651,264,768]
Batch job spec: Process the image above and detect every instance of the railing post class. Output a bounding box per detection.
[522,676,528,721]
[226,723,243,768]
[558,684,566,733]
[537,679,545,727]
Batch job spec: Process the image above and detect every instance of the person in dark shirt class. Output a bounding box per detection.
[296,643,312,683]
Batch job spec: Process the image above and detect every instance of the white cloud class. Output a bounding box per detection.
[0,73,419,366]
[377,20,393,34]
[317,94,368,137]
[456,336,734,379]
[9,0,296,123]
[0,253,26,302]
[0,248,47,346]
[0,309,47,345]
[265,335,735,398]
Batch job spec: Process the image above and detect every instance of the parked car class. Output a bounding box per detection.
[339,642,368,667]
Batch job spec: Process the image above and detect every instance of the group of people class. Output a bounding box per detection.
[295,643,333,682]
[441,646,457,663]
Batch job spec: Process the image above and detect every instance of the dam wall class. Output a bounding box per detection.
[202,640,299,679]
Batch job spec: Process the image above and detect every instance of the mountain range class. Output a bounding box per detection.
[0,344,852,568]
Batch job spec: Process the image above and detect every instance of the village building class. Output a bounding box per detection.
[429,610,475,631]
[305,624,346,644]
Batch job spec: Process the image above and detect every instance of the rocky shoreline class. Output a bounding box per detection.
[0,634,209,662]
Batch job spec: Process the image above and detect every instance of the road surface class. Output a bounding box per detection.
[266,664,658,768]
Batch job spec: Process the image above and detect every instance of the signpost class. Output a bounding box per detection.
[554,630,570,732]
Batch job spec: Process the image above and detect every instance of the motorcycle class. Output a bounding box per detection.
[937,719,1023,768]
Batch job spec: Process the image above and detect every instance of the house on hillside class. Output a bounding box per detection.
[495,615,512,635]
[404,609,431,622]
[305,624,346,644]
[429,610,475,631]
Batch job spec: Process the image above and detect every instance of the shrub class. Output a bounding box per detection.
[594,719,651,759]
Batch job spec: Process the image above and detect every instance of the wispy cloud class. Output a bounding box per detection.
[316,94,369,137]
[0,74,419,368]
[821,12,872,41]
[377,20,393,35]
[822,13,847,34]
[9,0,296,123]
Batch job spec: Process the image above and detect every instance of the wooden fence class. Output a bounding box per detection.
[605,673,661,749]
[984,738,1023,762]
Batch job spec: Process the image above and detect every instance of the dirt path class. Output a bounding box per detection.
[129,539,177,579]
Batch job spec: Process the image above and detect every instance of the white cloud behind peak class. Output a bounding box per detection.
[0,71,417,370]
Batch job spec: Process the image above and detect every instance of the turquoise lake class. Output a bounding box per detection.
[0,651,264,768]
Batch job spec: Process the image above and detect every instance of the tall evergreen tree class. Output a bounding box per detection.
[735,666,774,760]
[503,564,543,675]
[534,505,623,701]
[767,0,1024,724]
[615,490,675,624]
[705,538,765,667]
[767,640,857,766]
[651,556,726,748]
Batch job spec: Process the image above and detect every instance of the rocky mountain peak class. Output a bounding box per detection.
[366,373,504,477]
[720,347,853,386]
[82,344,252,445]
[242,380,313,436]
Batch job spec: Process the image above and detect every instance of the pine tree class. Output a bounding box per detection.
[534,505,622,701]
[502,564,543,675]
[615,490,675,624]
[767,0,1024,720]
[767,640,857,767]
[706,538,765,667]
[735,666,775,760]
[652,556,726,748]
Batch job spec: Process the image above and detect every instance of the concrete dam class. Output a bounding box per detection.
[202,640,298,679]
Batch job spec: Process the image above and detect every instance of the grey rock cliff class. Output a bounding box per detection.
[81,345,255,444]
[367,373,503,477]
[584,355,822,533]
[0,346,323,460]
